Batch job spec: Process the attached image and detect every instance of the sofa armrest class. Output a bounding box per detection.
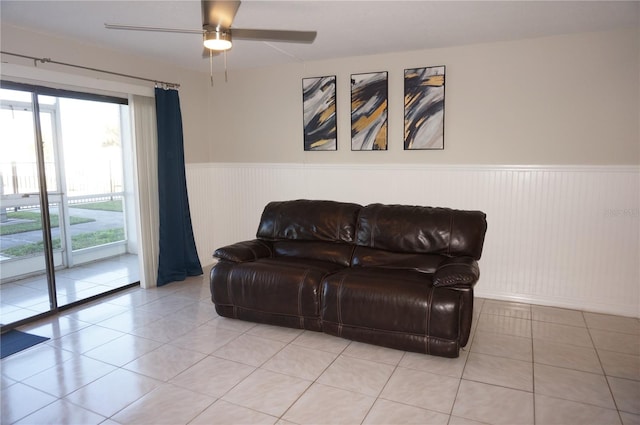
[213,239,272,263]
[433,256,480,288]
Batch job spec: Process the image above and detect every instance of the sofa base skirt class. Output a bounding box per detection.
[321,322,460,358]
[214,304,323,332]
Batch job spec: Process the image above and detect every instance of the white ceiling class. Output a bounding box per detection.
[1,1,638,73]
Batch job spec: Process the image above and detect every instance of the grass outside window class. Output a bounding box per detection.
[0,212,94,236]
[0,200,125,258]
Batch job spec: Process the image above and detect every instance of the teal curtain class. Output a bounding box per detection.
[155,88,202,286]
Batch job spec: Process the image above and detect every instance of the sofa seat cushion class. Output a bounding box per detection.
[273,240,354,267]
[211,257,344,327]
[351,247,444,273]
[321,268,463,357]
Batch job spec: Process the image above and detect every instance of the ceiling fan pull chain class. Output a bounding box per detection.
[210,49,214,87]
[224,50,228,83]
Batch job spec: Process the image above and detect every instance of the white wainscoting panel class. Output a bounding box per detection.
[186,163,640,317]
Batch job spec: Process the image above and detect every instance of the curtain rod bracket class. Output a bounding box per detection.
[155,82,177,90]
[34,57,51,67]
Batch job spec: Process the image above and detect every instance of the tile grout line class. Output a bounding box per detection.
[530,303,536,425]
[357,349,408,425]
[111,325,213,422]
[102,288,249,424]
[445,297,484,425]
[55,292,223,423]
[583,310,626,424]
[275,334,352,423]
[181,286,266,420]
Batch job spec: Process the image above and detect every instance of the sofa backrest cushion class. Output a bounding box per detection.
[355,203,488,260]
[257,199,362,243]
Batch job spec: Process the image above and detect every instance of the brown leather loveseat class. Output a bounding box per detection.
[210,200,487,358]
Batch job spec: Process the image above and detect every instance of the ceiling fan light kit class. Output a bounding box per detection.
[204,30,232,51]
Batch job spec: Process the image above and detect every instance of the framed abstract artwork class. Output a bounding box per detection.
[404,66,445,150]
[351,71,388,151]
[302,75,337,151]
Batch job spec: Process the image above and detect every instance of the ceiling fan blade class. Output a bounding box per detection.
[105,23,203,35]
[232,28,317,43]
[202,0,240,29]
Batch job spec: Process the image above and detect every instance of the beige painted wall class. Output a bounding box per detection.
[206,28,640,165]
[2,25,638,165]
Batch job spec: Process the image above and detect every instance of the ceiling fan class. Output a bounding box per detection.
[105,0,317,82]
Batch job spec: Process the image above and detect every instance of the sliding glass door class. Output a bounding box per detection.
[0,90,59,322]
[1,90,62,278]
[0,83,139,328]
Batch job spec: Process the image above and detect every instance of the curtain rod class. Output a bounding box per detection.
[1,51,180,89]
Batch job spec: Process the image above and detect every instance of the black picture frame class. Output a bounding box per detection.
[404,66,445,150]
[351,71,388,151]
[302,75,337,151]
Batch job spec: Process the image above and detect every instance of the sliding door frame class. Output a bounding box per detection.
[0,70,151,333]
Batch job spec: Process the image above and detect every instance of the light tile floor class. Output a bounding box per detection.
[0,254,139,326]
[1,273,639,425]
